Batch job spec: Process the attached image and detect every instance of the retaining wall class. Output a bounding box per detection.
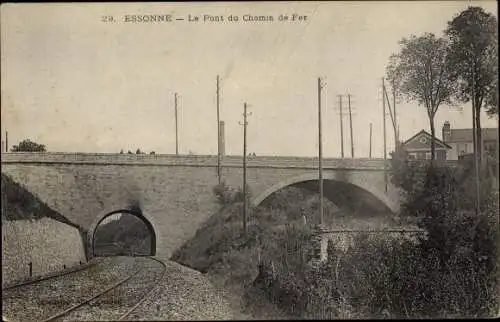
[2,217,86,287]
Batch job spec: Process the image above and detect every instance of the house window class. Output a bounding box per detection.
[419,137,428,144]
[417,152,426,160]
[425,152,431,160]
[437,150,446,160]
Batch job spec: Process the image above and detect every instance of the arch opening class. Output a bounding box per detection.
[254,178,399,230]
[91,209,156,257]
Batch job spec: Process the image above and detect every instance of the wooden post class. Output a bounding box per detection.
[472,64,480,215]
[175,93,179,155]
[216,75,221,183]
[318,78,324,226]
[382,78,387,192]
[369,123,373,159]
[338,95,344,158]
[392,79,398,144]
[348,94,354,158]
[243,102,248,237]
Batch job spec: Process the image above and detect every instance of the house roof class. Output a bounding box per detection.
[448,128,498,143]
[402,129,452,150]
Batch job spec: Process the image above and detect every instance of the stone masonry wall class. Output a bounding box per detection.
[2,217,86,287]
[1,153,408,258]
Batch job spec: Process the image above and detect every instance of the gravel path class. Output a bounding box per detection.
[124,258,240,321]
[2,257,139,322]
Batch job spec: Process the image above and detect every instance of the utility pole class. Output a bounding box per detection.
[216,75,221,183]
[338,95,344,158]
[348,94,354,158]
[382,78,388,192]
[241,102,252,237]
[5,131,8,152]
[384,83,398,151]
[175,92,179,155]
[369,123,372,159]
[392,79,398,145]
[472,64,480,215]
[318,77,325,226]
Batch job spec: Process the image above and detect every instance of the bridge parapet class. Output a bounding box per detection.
[1,152,388,169]
[0,152,458,170]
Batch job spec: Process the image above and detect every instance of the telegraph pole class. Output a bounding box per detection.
[318,77,325,226]
[175,92,179,155]
[338,95,344,158]
[5,131,8,152]
[369,123,372,159]
[392,79,398,144]
[384,84,398,151]
[472,64,480,215]
[348,94,354,158]
[241,102,251,237]
[216,75,221,183]
[382,78,388,192]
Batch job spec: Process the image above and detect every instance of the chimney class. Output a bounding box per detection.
[219,121,225,156]
[442,121,451,143]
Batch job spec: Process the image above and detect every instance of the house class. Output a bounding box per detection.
[442,121,499,161]
[401,129,451,160]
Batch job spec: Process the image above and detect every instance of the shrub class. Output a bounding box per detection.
[212,181,236,206]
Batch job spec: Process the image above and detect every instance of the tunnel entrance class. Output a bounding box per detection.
[92,210,156,257]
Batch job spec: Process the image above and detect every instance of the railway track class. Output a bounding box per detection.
[2,260,101,291]
[40,257,166,322]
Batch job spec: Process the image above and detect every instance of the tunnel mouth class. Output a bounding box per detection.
[91,209,156,257]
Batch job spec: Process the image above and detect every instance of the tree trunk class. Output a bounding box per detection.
[429,116,436,161]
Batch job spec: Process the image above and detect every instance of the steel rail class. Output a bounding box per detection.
[40,267,143,322]
[2,260,100,291]
[117,257,167,321]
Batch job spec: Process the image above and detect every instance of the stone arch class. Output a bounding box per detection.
[251,172,399,213]
[87,208,157,258]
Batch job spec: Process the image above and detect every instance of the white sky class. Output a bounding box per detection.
[1,1,498,158]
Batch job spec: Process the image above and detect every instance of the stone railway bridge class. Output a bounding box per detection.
[1,152,438,259]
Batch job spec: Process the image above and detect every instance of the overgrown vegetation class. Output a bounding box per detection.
[172,7,498,317]
[10,139,46,152]
[172,148,498,318]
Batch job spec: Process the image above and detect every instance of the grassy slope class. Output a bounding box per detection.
[170,186,344,319]
[170,183,423,318]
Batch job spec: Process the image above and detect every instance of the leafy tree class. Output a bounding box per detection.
[150,151,156,155]
[10,139,46,152]
[445,6,499,161]
[387,33,455,160]
[119,149,124,154]
[127,150,132,154]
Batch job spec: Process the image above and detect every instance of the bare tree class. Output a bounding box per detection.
[387,33,455,160]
